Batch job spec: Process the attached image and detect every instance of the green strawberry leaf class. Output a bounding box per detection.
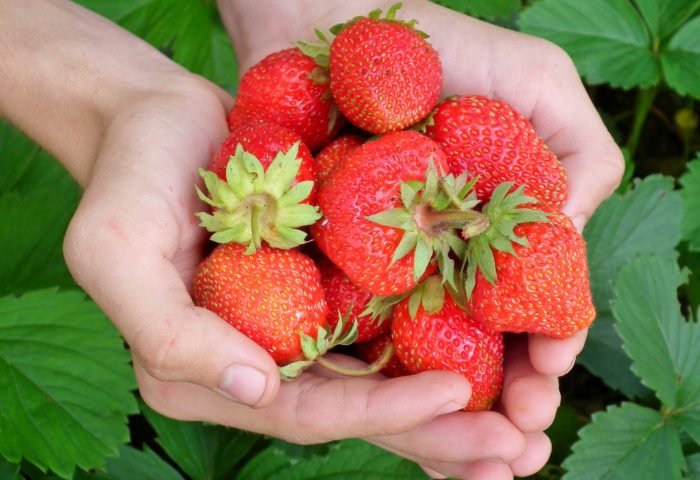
[432,0,521,20]
[681,157,700,250]
[579,175,682,397]
[141,403,259,480]
[101,446,183,480]
[519,0,660,89]
[0,123,81,296]
[614,255,700,444]
[0,457,20,480]
[661,16,700,100]
[0,289,138,479]
[634,0,700,40]
[562,403,685,480]
[686,453,700,480]
[75,0,238,90]
[237,439,427,480]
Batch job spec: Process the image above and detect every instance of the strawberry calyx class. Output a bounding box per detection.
[296,29,332,69]
[329,3,428,39]
[366,161,487,290]
[196,142,321,254]
[365,273,469,323]
[463,182,551,297]
[279,312,359,380]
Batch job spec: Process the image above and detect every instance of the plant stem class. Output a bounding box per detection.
[316,344,395,377]
[625,85,659,167]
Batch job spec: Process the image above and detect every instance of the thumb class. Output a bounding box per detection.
[64,213,280,408]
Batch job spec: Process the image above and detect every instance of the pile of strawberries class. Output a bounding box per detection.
[193,4,595,412]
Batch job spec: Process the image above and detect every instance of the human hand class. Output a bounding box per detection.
[217,0,623,478]
[0,0,500,471]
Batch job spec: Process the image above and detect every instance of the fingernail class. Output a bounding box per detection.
[572,214,587,234]
[422,466,448,479]
[218,364,268,406]
[436,399,467,416]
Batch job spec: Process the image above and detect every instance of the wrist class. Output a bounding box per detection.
[0,0,196,186]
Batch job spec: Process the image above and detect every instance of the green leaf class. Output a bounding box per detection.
[563,403,685,480]
[0,457,20,480]
[0,123,81,295]
[686,452,700,480]
[75,0,238,90]
[432,0,521,19]
[519,0,660,89]
[614,256,700,444]
[662,16,700,100]
[579,176,682,397]
[102,446,183,480]
[237,439,427,480]
[634,0,700,40]
[0,289,138,479]
[141,403,258,480]
[681,158,700,251]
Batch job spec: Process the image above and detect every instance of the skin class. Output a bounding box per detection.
[0,0,623,479]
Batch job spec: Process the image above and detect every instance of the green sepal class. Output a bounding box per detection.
[279,312,359,381]
[360,291,411,323]
[196,142,321,252]
[366,160,485,289]
[462,181,551,298]
[295,30,331,69]
[330,2,428,38]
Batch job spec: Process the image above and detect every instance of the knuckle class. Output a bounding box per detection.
[132,320,183,382]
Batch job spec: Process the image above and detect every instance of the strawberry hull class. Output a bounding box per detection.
[312,130,448,296]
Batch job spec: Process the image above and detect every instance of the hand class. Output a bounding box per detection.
[219,0,623,478]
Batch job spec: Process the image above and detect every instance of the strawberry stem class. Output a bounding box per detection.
[316,343,395,377]
[413,204,489,238]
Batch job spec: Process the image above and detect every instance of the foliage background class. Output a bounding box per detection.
[1,0,700,479]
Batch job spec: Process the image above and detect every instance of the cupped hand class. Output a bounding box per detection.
[61,74,482,453]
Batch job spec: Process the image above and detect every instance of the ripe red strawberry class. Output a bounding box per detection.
[469,206,595,338]
[318,257,389,343]
[328,5,442,134]
[425,95,567,208]
[315,134,364,184]
[312,130,458,296]
[355,332,410,378]
[391,293,504,411]
[209,118,317,204]
[197,118,321,252]
[193,243,329,365]
[229,47,343,151]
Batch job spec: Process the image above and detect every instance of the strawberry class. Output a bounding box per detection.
[326,4,441,134]
[312,130,479,296]
[209,118,317,203]
[229,47,343,151]
[425,95,567,208]
[318,257,389,343]
[468,197,595,338]
[193,243,330,365]
[197,119,321,252]
[315,134,364,184]
[355,332,410,378]
[391,291,504,411]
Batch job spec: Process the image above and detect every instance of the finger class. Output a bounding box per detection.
[524,46,624,229]
[529,329,588,376]
[499,338,560,432]
[510,432,552,478]
[135,362,472,443]
[369,411,527,466]
[420,465,447,479]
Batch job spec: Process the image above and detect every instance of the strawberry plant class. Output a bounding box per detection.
[1,0,699,479]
